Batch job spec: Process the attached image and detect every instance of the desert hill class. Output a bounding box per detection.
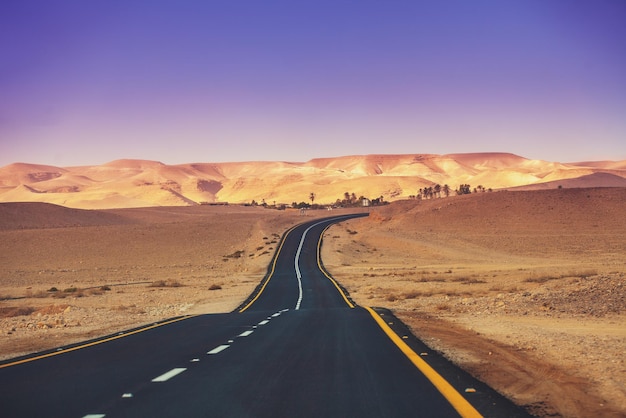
[0,202,133,230]
[0,153,624,209]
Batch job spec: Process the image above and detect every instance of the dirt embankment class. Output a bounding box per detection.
[322,188,626,418]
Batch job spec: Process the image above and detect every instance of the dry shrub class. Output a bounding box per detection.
[463,278,487,284]
[435,303,451,311]
[524,275,560,283]
[403,291,421,299]
[51,287,84,298]
[224,250,245,259]
[149,279,183,288]
[444,290,463,297]
[386,294,398,302]
[209,284,222,291]
[451,277,486,284]
[417,277,446,283]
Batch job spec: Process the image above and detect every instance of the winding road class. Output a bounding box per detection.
[0,214,530,417]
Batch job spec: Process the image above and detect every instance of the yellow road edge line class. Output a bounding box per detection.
[0,315,195,369]
[238,224,299,313]
[317,224,355,308]
[364,306,483,418]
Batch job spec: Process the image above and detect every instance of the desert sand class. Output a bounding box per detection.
[1,188,625,417]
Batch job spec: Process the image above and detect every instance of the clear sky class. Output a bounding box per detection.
[1,0,625,167]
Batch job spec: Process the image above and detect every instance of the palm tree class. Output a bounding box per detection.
[434,184,441,198]
[456,184,471,195]
[442,184,450,197]
[309,192,315,205]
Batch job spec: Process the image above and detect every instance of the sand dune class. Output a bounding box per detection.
[0,202,133,230]
[0,153,624,209]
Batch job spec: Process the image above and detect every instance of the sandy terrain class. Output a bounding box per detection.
[1,188,625,417]
[0,205,335,358]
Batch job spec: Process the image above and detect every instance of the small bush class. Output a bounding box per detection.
[524,275,559,283]
[463,278,486,284]
[149,280,183,288]
[417,277,446,283]
[224,250,245,258]
[386,294,398,302]
[209,284,222,291]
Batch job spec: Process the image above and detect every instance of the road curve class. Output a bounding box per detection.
[0,213,530,417]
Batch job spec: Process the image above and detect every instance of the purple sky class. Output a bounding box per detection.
[1,0,625,167]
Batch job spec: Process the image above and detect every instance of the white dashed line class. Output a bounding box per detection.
[151,367,187,382]
[122,393,133,398]
[294,220,329,310]
[258,320,269,325]
[83,415,106,418]
[239,330,254,337]
[271,312,281,317]
[190,358,200,362]
[207,344,230,355]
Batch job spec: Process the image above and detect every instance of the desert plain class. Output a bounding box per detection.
[1,188,625,417]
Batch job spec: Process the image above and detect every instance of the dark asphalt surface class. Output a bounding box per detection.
[0,214,532,417]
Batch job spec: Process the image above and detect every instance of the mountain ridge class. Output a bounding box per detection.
[1,153,624,209]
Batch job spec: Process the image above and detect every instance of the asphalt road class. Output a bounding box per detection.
[0,213,531,417]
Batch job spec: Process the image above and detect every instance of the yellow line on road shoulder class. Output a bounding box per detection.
[0,315,194,369]
[239,224,299,313]
[364,306,483,418]
[317,224,355,308]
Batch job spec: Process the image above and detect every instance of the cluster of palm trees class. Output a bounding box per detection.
[416,184,491,199]
[418,184,450,199]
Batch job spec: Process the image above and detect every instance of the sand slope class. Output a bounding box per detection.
[1,153,625,209]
